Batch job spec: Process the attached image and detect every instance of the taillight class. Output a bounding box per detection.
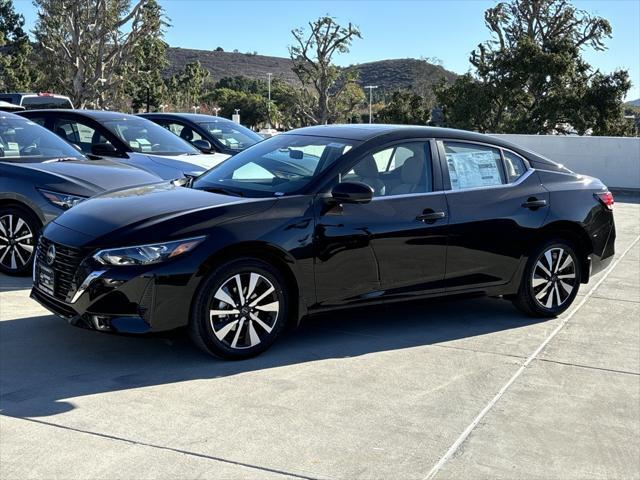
[594,191,614,210]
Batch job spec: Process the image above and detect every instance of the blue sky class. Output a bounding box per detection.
[13,0,640,100]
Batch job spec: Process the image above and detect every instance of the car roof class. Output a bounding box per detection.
[0,111,29,120]
[285,124,506,143]
[285,124,562,169]
[19,109,140,121]
[139,113,232,123]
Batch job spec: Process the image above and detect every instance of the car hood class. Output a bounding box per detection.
[18,159,163,194]
[51,182,276,246]
[146,152,230,173]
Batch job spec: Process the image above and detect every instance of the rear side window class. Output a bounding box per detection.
[503,151,527,182]
[443,141,504,190]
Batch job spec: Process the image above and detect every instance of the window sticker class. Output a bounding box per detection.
[136,138,152,152]
[446,151,502,189]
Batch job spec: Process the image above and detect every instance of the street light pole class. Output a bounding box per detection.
[365,85,378,124]
[267,72,272,128]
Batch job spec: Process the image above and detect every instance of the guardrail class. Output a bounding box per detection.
[491,134,640,191]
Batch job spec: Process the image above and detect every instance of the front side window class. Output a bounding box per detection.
[344,142,433,197]
[503,151,528,182]
[443,141,504,190]
[52,119,113,154]
[198,120,262,151]
[103,118,199,155]
[193,134,358,197]
[162,122,204,143]
[0,117,84,162]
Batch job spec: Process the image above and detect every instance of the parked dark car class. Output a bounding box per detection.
[0,92,74,110]
[0,112,162,275]
[18,110,230,179]
[31,125,615,359]
[138,113,263,155]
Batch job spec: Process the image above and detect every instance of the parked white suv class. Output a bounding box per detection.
[0,93,74,110]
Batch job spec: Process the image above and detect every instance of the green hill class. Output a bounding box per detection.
[165,47,457,93]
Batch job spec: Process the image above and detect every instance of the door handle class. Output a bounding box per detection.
[521,199,547,209]
[416,211,446,223]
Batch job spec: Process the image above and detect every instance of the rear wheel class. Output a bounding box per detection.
[0,206,40,276]
[189,258,289,359]
[512,239,581,317]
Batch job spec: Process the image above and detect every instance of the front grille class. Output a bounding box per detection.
[31,288,78,319]
[36,237,85,302]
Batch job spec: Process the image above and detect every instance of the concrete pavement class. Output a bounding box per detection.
[0,199,638,480]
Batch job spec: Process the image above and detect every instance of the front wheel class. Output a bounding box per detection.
[189,258,289,359]
[512,239,581,317]
[0,206,40,276]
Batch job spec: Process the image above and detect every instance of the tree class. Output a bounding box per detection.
[289,16,362,124]
[378,90,432,125]
[123,0,169,112]
[0,0,36,91]
[203,88,270,128]
[178,61,210,107]
[215,76,263,94]
[33,0,164,108]
[436,0,633,136]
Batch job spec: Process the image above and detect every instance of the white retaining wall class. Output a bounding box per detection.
[491,134,640,190]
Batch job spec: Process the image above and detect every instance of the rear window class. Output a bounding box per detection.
[21,96,73,110]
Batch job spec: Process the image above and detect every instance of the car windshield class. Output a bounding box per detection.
[103,118,200,155]
[198,120,262,151]
[192,134,358,197]
[0,116,85,162]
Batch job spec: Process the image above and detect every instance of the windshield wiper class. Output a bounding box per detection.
[43,157,83,163]
[197,186,244,197]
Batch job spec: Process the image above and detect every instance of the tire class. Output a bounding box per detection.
[512,238,581,317]
[189,257,290,360]
[0,205,41,276]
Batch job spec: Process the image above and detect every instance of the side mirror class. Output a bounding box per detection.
[330,182,374,204]
[191,139,213,152]
[91,143,118,157]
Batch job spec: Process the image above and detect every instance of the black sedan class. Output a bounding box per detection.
[138,113,262,155]
[31,125,616,359]
[0,112,163,275]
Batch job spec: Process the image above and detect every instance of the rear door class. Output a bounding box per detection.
[437,140,549,291]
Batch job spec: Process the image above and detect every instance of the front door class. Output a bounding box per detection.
[314,140,449,307]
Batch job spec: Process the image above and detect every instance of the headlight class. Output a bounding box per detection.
[93,236,206,266]
[38,189,86,210]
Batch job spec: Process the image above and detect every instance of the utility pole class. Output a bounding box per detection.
[267,72,272,128]
[365,85,378,124]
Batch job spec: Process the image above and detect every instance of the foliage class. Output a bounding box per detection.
[289,16,362,124]
[123,0,168,112]
[203,87,270,128]
[378,90,432,125]
[33,0,163,109]
[165,60,210,110]
[436,0,633,136]
[215,76,263,94]
[0,0,37,91]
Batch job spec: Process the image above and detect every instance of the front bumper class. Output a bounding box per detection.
[31,254,201,334]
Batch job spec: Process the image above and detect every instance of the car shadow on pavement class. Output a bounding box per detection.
[0,296,546,418]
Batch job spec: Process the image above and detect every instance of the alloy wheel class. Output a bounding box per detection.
[209,272,280,350]
[0,214,35,271]
[531,247,577,309]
